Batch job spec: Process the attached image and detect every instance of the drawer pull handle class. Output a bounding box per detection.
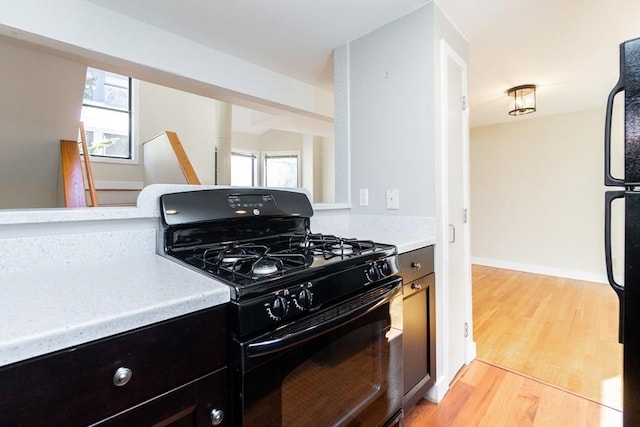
[411,262,421,270]
[113,367,132,387]
[411,283,422,291]
[210,408,225,425]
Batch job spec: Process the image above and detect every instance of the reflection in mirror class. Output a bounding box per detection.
[0,36,335,210]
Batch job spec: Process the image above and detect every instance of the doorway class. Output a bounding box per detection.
[437,40,475,390]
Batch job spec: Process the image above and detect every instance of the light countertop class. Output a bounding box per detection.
[0,231,432,368]
[0,254,229,367]
[312,212,436,254]
[355,231,434,254]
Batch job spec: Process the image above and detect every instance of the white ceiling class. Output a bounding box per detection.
[89,0,639,128]
[438,0,640,127]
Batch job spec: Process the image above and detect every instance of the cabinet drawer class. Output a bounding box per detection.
[0,305,228,426]
[402,273,434,299]
[399,246,434,283]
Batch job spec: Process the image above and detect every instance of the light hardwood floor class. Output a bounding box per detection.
[405,265,623,426]
[472,265,622,409]
[405,360,622,427]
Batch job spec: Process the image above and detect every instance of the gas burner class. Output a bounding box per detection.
[220,256,284,280]
[288,233,322,251]
[288,233,348,253]
[331,243,353,256]
[201,244,269,265]
[318,238,377,260]
[220,253,259,265]
[298,240,315,249]
[191,243,313,284]
[252,259,280,276]
[222,256,242,264]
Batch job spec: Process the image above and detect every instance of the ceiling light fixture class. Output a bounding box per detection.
[507,84,536,116]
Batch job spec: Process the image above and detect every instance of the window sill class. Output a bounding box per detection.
[82,154,139,166]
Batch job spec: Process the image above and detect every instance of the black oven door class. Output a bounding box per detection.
[236,277,403,427]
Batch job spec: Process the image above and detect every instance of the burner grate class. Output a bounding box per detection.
[192,243,311,282]
[287,233,376,260]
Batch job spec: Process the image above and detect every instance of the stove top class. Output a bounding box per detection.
[169,232,394,298]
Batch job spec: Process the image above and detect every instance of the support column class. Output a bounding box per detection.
[216,102,232,185]
[302,134,314,201]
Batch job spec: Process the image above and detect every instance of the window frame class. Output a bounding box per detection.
[231,149,259,187]
[262,151,301,188]
[80,68,136,164]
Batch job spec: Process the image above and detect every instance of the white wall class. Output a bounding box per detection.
[320,136,336,203]
[138,81,219,185]
[344,4,436,216]
[259,129,303,151]
[0,38,85,208]
[312,136,335,203]
[232,132,261,152]
[470,107,623,283]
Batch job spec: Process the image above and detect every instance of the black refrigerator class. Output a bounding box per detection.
[604,36,640,427]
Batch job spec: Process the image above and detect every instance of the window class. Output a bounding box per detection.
[81,67,132,159]
[264,153,299,188]
[231,151,258,186]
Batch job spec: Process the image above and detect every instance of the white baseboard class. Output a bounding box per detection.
[466,340,477,365]
[425,377,449,403]
[471,257,608,284]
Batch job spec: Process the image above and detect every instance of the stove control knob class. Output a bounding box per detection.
[367,264,380,282]
[267,295,289,320]
[379,261,391,277]
[294,288,313,311]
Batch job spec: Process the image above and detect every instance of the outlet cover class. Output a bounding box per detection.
[386,189,399,210]
[359,189,369,206]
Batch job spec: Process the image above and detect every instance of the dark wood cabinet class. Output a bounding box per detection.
[0,305,229,427]
[94,367,227,427]
[400,245,436,411]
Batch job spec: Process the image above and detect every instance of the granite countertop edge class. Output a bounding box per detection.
[0,254,230,367]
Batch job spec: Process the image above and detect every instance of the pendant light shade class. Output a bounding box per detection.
[507,84,536,116]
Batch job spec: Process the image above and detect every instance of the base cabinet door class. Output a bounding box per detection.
[403,278,429,393]
[400,246,436,410]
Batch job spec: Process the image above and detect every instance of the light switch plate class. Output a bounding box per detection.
[386,189,399,210]
[359,189,369,206]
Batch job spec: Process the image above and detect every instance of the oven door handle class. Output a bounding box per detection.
[244,279,402,358]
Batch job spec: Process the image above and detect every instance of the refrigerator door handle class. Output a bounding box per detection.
[605,191,625,294]
[605,190,625,343]
[604,48,625,187]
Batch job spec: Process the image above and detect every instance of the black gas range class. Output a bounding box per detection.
[160,188,404,427]
[160,188,399,337]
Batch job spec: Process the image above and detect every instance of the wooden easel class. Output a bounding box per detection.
[60,122,98,207]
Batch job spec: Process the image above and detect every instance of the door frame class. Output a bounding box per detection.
[432,39,475,401]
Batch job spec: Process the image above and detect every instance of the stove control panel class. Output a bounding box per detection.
[160,188,313,226]
[239,254,400,338]
[228,194,276,210]
[366,259,394,284]
[265,283,314,321]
